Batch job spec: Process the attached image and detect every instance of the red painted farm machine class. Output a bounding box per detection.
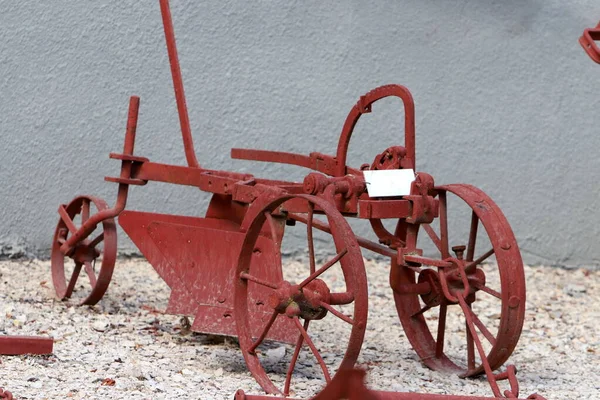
[49,1,547,399]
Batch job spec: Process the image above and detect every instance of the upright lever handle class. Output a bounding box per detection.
[159,0,200,168]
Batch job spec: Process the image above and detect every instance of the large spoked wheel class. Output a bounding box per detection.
[51,195,117,305]
[235,194,368,396]
[394,184,525,377]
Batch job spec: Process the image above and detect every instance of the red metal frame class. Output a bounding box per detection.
[48,0,540,398]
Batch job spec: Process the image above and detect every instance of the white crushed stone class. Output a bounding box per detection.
[0,258,598,400]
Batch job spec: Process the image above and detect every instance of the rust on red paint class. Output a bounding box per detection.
[48,0,542,399]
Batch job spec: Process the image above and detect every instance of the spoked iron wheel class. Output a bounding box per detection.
[235,194,368,396]
[394,184,525,377]
[51,195,117,305]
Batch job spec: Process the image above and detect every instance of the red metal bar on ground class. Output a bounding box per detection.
[0,335,54,355]
[234,369,546,400]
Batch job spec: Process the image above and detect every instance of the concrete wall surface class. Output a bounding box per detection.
[2,0,600,267]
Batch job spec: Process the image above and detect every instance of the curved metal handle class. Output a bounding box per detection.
[159,0,200,168]
[335,84,416,176]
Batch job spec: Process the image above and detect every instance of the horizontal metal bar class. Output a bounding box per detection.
[231,148,313,169]
[357,199,411,219]
[403,254,453,268]
[134,162,240,193]
[288,212,396,258]
[108,152,149,163]
[0,335,54,355]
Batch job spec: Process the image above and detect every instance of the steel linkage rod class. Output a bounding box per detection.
[159,0,200,168]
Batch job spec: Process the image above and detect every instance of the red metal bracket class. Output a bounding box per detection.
[580,23,600,63]
[0,388,14,400]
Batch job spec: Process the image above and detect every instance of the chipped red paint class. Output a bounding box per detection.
[49,0,540,398]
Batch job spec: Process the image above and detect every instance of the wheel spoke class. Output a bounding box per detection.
[411,303,432,318]
[84,261,97,287]
[293,317,331,383]
[465,248,494,273]
[307,204,316,275]
[435,302,447,358]
[248,309,279,354]
[468,310,497,346]
[439,192,449,258]
[298,248,347,289]
[64,262,83,298]
[473,283,502,300]
[466,211,478,262]
[58,205,78,235]
[466,303,476,371]
[329,292,354,305]
[422,224,442,253]
[81,199,90,224]
[319,301,354,325]
[240,272,279,290]
[284,319,310,396]
[457,293,502,397]
[89,232,104,249]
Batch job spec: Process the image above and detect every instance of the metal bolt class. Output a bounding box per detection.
[452,245,466,260]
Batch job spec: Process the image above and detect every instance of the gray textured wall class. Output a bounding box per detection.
[2,1,600,267]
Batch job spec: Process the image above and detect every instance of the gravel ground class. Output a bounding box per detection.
[1,258,598,400]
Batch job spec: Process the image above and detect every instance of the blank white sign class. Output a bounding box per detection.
[363,169,416,197]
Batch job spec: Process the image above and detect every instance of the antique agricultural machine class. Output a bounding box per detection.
[50,0,543,398]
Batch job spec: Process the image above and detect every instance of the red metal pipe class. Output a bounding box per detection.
[159,0,200,168]
[0,335,53,355]
[59,96,140,254]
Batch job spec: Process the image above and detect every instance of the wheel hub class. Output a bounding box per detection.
[71,240,100,264]
[268,279,331,320]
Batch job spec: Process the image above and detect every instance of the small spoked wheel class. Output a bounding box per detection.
[394,184,525,377]
[51,195,117,305]
[235,194,368,396]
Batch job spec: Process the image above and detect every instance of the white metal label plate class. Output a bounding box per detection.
[363,169,415,197]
